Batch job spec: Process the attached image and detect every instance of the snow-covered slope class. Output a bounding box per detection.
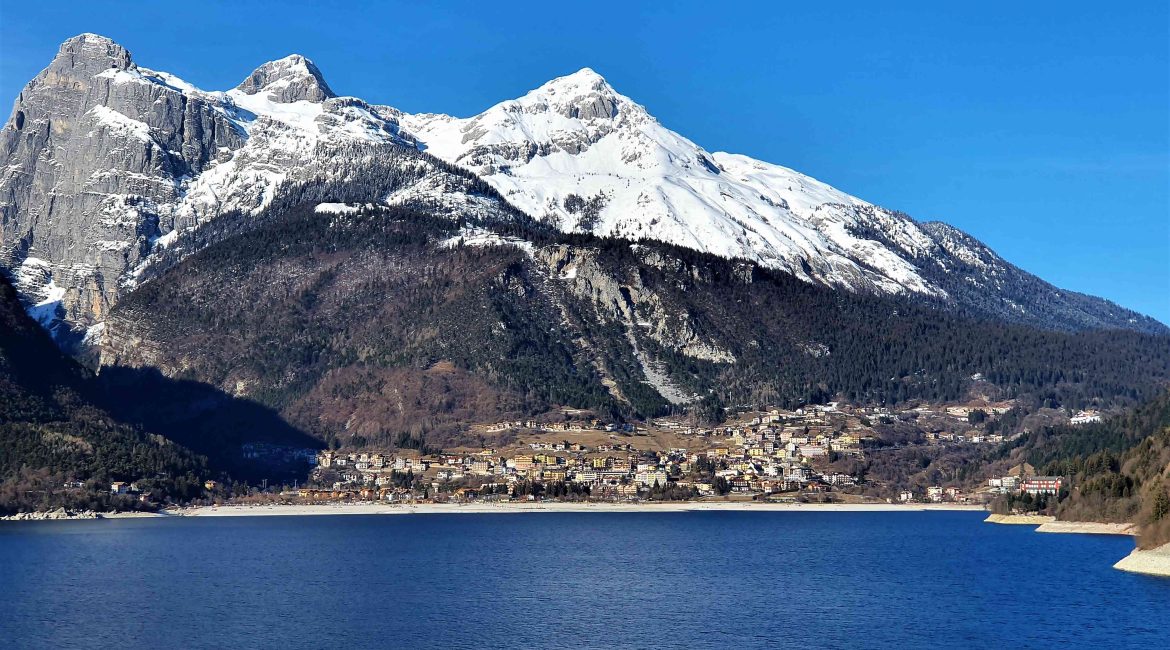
[398,68,1165,333]
[400,69,943,297]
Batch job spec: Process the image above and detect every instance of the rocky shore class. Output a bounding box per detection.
[0,508,166,521]
[1,508,100,521]
[1113,543,1170,578]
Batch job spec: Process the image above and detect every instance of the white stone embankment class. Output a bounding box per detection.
[1113,542,1170,578]
[1036,521,1136,536]
[0,508,99,521]
[172,502,986,517]
[984,513,1056,525]
[985,514,1137,536]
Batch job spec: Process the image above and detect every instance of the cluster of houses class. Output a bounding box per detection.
[294,401,1039,503]
[895,475,1063,506]
[309,410,883,501]
[109,479,220,497]
[480,419,636,434]
[924,431,1006,444]
[898,486,971,503]
[650,402,1016,447]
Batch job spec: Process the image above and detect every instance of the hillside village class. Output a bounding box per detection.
[291,401,1065,505]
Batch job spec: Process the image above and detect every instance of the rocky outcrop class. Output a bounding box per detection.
[537,244,735,366]
[0,508,99,521]
[235,54,335,103]
[0,35,431,348]
[0,34,245,343]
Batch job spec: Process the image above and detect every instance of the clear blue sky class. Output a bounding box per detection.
[2,1,1167,323]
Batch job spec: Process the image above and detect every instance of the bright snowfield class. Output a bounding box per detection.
[400,68,955,298]
[92,57,410,237]
[74,49,963,301]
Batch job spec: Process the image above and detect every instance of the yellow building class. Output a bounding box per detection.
[513,455,534,471]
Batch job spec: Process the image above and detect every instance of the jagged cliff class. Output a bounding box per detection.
[0,34,441,346]
[1,35,244,339]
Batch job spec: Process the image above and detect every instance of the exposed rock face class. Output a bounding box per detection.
[537,244,735,365]
[0,34,244,341]
[235,54,335,103]
[0,35,427,347]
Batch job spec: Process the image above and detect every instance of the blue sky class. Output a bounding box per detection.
[2,1,1167,323]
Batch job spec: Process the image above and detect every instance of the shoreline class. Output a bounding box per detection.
[982,512,1163,577]
[982,514,1137,535]
[983,513,1055,525]
[1113,542,1170,578]
[165,501,987,518]
[983,513,1137,536]
[1035,520,1136,536]
[0,509,169,522]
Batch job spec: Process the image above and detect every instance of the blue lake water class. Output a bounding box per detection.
[1,510,1166,649]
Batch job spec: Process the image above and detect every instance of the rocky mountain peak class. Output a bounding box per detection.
[49,33,134,75]
[524,67,629,120]
[236,54,335,103]
[540,67,609,91]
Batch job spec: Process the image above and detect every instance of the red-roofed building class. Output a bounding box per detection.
[1022,476,1062,495]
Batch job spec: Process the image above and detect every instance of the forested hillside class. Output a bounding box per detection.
[97,201,1170,451]
[1012,392,1170,548]
[0,275,208,513]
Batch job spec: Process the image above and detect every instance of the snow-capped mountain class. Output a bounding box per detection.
[0,35,1163,345]
[398,68,1165,333]
[401,68,940,297]
[0,34,512,345]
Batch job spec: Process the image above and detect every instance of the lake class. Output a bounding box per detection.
[1,510,1166,649]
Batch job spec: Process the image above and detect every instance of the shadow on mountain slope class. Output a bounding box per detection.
[97,366,322,483]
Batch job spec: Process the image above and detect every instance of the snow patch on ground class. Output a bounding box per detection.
[87,105,154,143]
[82,322,106,346]
[439,228,534,255]
[314,202,364,214]
[27,278,65,327]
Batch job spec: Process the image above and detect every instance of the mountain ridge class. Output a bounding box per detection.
[0,34,1164,346]
[399,67,1165,334]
